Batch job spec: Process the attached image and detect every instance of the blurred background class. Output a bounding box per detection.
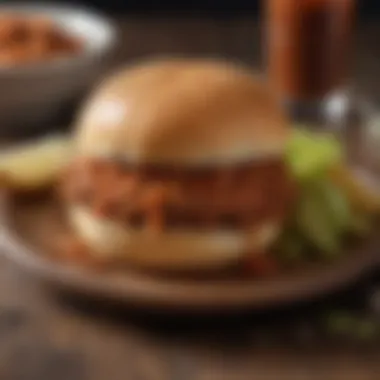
[23,0,380,15]
[7,0,375,15]
[0,0,378,137]
[5,0,380,17]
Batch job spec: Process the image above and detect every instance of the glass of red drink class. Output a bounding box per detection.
[265,0,355,125]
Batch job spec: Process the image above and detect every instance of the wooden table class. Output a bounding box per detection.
[0,16,380,380]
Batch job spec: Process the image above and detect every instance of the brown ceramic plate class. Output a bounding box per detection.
[0,190,378,312]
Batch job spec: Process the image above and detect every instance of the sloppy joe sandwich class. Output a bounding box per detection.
[60,59,295,271]
[59,58,378,275]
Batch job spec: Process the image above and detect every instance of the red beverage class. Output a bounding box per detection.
[266,0,355,101]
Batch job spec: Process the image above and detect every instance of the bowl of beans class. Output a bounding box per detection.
[0,3,116,136]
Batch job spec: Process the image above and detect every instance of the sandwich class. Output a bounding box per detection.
[60,58,295,271]
[60,58,378,273]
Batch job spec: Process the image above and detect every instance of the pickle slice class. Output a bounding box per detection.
[315,180,351,233]
[287,129,343,181]
[0,134,72,190]
[283,128,376,258]
[295,185,341,256]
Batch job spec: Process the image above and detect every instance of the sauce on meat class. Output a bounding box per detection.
[61,158,295,231]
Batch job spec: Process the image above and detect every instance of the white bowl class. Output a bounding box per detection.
[0,3,117,136]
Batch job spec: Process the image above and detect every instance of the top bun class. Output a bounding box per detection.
[74,58,289,166]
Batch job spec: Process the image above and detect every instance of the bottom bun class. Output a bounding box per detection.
[69,206,280,271]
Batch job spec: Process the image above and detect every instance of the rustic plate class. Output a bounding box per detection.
[0,190,378,311]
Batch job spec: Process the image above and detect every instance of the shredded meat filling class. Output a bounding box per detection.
[60,158,295,230]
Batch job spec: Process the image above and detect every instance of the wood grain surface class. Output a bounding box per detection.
[0,16,379,380]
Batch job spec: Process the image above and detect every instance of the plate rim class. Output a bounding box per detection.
[0,192,379,311]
